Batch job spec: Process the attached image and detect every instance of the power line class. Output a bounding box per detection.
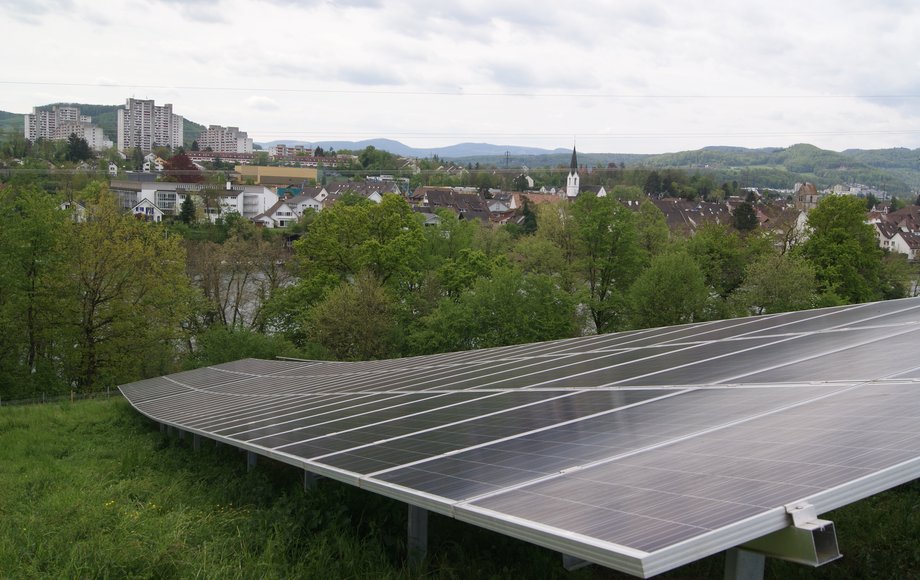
[3,80,920,100]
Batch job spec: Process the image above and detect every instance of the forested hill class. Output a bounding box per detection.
[0,104,205,146]
[458,144,920,196]
[640,144,919,194]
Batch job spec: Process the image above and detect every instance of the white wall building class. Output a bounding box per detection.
[197,125,253,154]
[24,105,112,151]
[116,98,183,153]
[110,180,277,223]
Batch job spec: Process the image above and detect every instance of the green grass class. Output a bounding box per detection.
[1,399,919,579]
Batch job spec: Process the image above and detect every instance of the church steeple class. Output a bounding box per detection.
[565,144,580,198]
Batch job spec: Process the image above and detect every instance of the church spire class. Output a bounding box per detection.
[565,144,580,198]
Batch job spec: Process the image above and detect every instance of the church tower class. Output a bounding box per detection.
[565,145,580,198]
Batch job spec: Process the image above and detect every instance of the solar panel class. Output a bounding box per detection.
[120,297,920,577]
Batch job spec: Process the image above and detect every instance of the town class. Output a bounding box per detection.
[7,99,920,265]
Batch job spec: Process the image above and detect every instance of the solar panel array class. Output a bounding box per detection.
[120,297,920,577]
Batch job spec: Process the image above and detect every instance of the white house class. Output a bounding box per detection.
[891,230,920,261]
[287,193,322,216]
[59,200,86,223]
[131,199,165,223]
[253,200,298,228]
[110,180,278,223]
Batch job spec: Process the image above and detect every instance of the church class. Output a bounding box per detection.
[562,145,606,199]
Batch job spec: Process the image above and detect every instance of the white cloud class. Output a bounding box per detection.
[3,0,920,152]
[245,96,279,111]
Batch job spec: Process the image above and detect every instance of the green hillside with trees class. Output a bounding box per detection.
[456,144,920,196]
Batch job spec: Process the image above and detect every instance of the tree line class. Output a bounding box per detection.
[0,178,916,400]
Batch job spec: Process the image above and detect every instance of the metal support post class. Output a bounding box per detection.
[247,451,258,472]
[159,423,166,434]
[193,434,201,452]
[407,504,428,565]
[178,429,186,441]
[724,548,765,580]
[167,425,175,438]
[304,470,319,491]
[562,554,590,571]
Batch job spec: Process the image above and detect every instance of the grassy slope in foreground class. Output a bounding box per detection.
[1,399,919,579]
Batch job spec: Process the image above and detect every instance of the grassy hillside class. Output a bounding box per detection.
[2,398,920,579]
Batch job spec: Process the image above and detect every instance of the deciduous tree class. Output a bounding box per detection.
[571,193,642,333]
[65,184,194,389]
[628,251,708,328]
[731,252,818,314]
[411,268,580,354]
[797,195,884,303]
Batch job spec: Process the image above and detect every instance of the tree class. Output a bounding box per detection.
[519,196,537,235]
[162,153,203,183]
[306,273,402,360]
[186,227,293,330]
[179,195,196,224]
[410,268,580,354]
[628,251,708,329]
[65,184,194,389]
[190,140,199,151]
[889,196,904,212]
[184,326,302,369]
[643,171,661,195]
[294,194,422,287]
[687,224,749,299]
[733,201,759,232]
[437,248,491,299]
[635,200,670,260]
[0,186,71,398]
[797,195,884,303]
[731,252,818,315]
[130,147,144,171]
[534,202,577,264]
[65,133,92,162]
[512,173,529,191]
[510,235,574,290]
[572,193,643,333]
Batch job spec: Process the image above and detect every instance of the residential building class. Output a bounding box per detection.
[793,182,820,212]
[410,187,491,222]
[24,105,112,151]
[196,125,253,154]
[116,98,183,153]
[110,180,277,223]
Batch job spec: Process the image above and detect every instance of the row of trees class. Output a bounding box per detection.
[0,178,915,401]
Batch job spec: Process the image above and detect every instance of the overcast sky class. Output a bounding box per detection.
[3,0,920,153]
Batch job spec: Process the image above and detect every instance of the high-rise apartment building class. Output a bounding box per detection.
[116,98,184,152]
[196,125,253,154]
[24,105,112,151]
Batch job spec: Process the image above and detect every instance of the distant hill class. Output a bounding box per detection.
[452,144,920,195]
[0,110,22,135]
[258,138,566,158]
[637,143,915,194]
[0,104,205,147]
